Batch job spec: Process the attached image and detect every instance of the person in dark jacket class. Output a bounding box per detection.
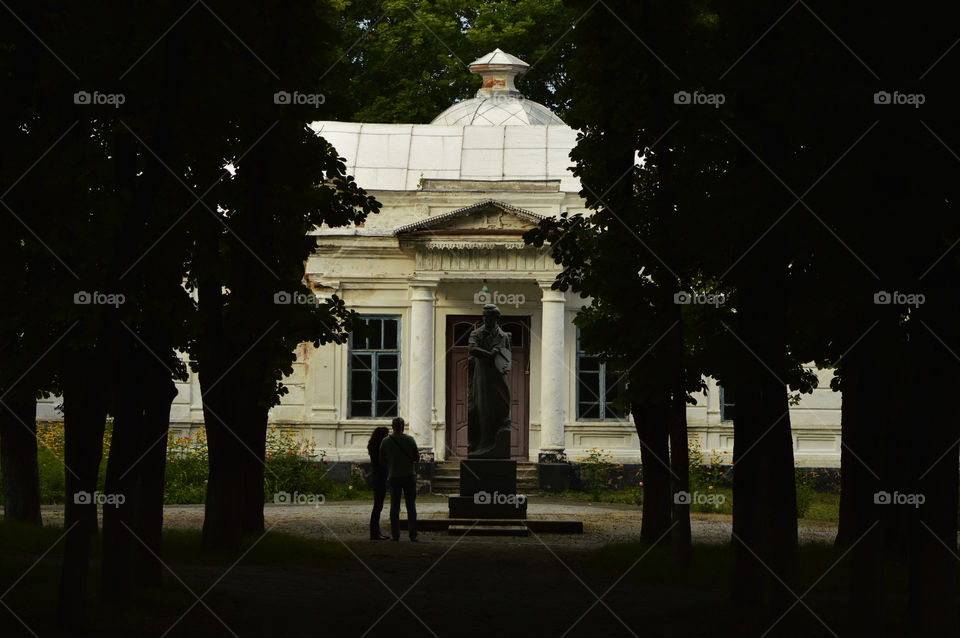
[380,417,419,541]
[367,426,390,540]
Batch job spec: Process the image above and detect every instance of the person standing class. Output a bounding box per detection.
[379,417,419,541]
[367,426,390,540]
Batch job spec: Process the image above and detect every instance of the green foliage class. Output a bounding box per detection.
[331,0,576,123]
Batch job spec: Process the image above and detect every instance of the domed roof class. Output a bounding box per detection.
[431,49,565,126]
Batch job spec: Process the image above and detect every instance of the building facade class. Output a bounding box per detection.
[37,50,843,467]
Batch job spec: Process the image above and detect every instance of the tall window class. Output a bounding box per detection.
[719,385,735,422]
[576,336,626,420]
[349,316,400,418]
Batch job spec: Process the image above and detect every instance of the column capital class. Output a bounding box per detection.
[408,279,439,302]
[540,287,566,303]
[536,278,557,290]
[408,277,439,289]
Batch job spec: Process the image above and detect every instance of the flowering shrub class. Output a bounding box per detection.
[577,447,615,501]
[795,467,818,518]
[688,439,727,513]
[263,427,330,501]
[165,428,209,504]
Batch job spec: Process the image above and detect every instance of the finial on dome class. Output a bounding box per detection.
[468,48,529,99]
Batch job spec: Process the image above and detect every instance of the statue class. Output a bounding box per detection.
[467,304,512,459]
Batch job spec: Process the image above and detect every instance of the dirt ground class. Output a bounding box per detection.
[1,499,846,638]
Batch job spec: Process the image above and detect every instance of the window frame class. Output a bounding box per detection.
[719,385,735,422]
[347,315,401,419]
[575,332,627,421]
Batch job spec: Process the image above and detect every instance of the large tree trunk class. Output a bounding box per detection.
[202,370,268,546]
[102,343,177,594]
[666,307,691,565]
[57,365,107,631]
[0,392,42,524]
[731,274,796,611]
[132,366,176,587]
[668,394,691,566]
[905,341,959,636]
[239,402,268,536]
[633,400,671,543]
[201,375,245,550]
[840,335,888,635]
[731,378,765,606]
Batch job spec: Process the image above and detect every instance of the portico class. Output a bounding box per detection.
[395,199,571,462]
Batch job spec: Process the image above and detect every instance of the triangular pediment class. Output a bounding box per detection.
[394,200,545,235]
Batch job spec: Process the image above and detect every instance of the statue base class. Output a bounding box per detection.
[448,458,527,519]
[467,428,511,460]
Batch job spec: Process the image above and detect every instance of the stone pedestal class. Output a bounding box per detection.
[447,458,527,519]
[460,459,516,495]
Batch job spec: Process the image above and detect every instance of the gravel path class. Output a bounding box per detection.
[39,496,838,547]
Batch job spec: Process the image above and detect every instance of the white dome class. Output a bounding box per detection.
[431,96,565,126]
[430,48,565,126]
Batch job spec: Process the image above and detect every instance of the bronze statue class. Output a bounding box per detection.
[467,304,512,459]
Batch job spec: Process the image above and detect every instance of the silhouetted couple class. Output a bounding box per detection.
[367,417,418,541]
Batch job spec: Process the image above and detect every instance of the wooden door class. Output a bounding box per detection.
[446,314,529,460]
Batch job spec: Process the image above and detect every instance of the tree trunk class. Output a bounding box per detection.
[731,379,765,606]
[0,392,42,524]
[731,275,796,611]
[668,393,691,566]
[57,366,107,631]
[841,338,887,635]
[133,367,176,587]
[201,376,244,550]
[905,347,959,636]
[102,342,176,594]
[666,305,690,564]
[239,402,268,536]
[633,400,671,543]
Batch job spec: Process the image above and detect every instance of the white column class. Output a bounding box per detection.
[538,283,566,461]
[408,281,437,457]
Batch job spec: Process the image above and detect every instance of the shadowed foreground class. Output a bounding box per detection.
[0,519,911,638]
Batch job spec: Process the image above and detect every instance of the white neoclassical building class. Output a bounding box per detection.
[38,50,843,466]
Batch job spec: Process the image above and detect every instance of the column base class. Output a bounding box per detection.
[538,450,567,464]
